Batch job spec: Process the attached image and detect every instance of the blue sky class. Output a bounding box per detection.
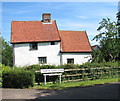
[2,2,118,45]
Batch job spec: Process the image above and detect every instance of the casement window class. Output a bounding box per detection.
[51,42,55,45]
[30,43,38,50]
[67,58,74,64]
[38,57,47,64]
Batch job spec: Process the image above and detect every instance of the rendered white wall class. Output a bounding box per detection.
[14,42,92,67]
[61,53,92,65]
[14,42,61,67]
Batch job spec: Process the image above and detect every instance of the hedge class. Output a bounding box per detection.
[25,61,120,70]
[2,61,120,86]
[24,62,119,84]
[25,65,60,84]
[62,67,119,82]
[2,69,35,88]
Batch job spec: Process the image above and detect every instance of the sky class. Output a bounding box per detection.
[1,1,119,46]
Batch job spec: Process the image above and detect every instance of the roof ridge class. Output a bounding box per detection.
[12,20,56,22]
[59,30,85,32]
[12,20,41,22]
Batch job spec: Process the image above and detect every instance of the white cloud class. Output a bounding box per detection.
[57,19,98,30]
[90,40,100,46]
[86,30,100,45]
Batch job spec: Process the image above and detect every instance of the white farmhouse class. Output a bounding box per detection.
[11,13,92,67]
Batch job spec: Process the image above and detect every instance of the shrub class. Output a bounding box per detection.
[35,72,43,85]
[58,64,79,69]
[35,72,59,84]
[24,65,60,84]
[25,64,60,71]
[1,63,12,72]
[104,61,120,67]
[2,69,35,88]
[15,62,119,84]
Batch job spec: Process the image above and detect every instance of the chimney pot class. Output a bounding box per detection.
[42,13,51,23]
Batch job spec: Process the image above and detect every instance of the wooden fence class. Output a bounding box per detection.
[61,67,119,82]
[34,67,119,84]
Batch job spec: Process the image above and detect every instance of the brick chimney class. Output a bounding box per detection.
[42,13,51,23]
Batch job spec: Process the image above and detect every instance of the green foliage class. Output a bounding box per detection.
[103,61,120,67]
[1,63,12,72]
[92,17,120,62]
[25,65,61,84]
[58,64,79,69]
[23,62,119,84]
[81,61,120,68]
[35,72,43,85]
[0,34,13,66]
[2,69,35,88]
[25,64,60,71]
[1,62,119,88]
[81,62,102,68]
[0,33,2,64]
[60,62,119,81]
[0,63,2,87]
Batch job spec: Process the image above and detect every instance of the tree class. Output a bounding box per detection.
[92,17,120,62]
[0,32,2,63]
[117,11,120,37]
[117,12,120,25]
[0,33,13,66]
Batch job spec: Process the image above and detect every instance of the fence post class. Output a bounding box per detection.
[59,74,61,84]
[44,75,46,85]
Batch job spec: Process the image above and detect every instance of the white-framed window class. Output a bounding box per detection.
[67,58,74,64]
[29,43,38,50]
[38,57,47,64]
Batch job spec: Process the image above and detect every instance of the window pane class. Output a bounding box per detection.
[38,57,47,64]
[51,42,55,45]
[67,59,74,64]
[30,43,38,50]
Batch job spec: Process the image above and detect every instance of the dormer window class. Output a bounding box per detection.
[51,42,55,45]
[30,42,38,50]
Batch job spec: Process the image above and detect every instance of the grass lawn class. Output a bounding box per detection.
[30,77,119,90]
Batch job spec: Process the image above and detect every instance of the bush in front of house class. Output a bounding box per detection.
[81,61,120,68]
[35,72,43,85]
[24,62,119,84]
[2,69,35,88]
[25,65,60,84]
[1,63,12,72]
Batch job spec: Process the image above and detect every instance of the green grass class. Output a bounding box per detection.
[30,77,119,90]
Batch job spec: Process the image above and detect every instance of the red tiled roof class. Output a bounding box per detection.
[59,30,92,52]
[11,20,92,52]
[11,20,60,43]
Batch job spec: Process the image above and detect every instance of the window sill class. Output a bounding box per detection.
[29,49,38,51]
